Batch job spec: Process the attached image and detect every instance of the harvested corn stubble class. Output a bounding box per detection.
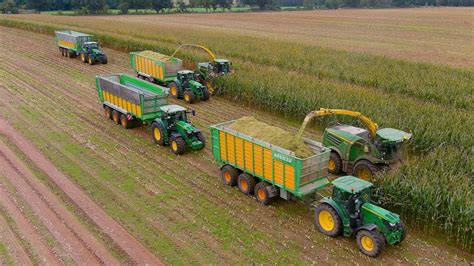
[228,116,314,158]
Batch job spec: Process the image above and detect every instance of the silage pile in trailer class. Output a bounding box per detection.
[138,50,178,62]
[228,116,314,158]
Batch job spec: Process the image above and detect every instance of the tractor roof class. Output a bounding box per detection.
[215,59,229,63]
[178,70,194,74]
[332,176,373,193]
[160,105,186,113]
[326,126,367,143]
[376,128,412,143]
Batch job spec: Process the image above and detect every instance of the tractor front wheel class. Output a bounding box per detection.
[237,173,256,195]
[254,182,273,205]
[353,160,380,181]
[356,229,386,257]
[151,122,166,146]
[170,136,186,155]
[314,203,342,237]
[183,91,195,104]
[221,165,238,186]
[201,87,210,101]
[328,152,343,174]
[195,132,205,148]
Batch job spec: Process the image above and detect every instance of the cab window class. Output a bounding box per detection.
[332,189,351,202]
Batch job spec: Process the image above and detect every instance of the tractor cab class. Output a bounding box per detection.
[83,41,100,52]
[211,59,232,75]
[160,105,190,123]
[177,70,195,84]
[374,128,412,160]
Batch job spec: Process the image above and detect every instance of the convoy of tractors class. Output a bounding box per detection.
[55,30,412,257]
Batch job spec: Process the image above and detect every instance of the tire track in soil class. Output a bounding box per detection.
[0,26,471,265]
[0,117,163,265]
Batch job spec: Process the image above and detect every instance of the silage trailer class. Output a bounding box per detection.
[96,73,205,155]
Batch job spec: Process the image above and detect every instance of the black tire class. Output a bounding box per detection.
[81,52,87,63]
[111,110,120,124]
[395,220,406,245]
[356,229,386,257]
[101,54,108,64]
[170,136,186,155]
[169,82,180,98]
[221,165,238,186]
[66,49,71,58]
[328,151,343,174]
[88,55,96,65]
[60,48,65,57]
[120,114,133,129]
[201,87,210,101]
[254,182,272,205]
[183,90,195,104]
[151,122,166,146]
[353,160,380,181]
[195,132,205,148]
[104,106,112,120]
[237,173,257,195]
[314,203,343,237]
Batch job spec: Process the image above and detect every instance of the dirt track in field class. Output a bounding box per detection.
[0,26,472,264]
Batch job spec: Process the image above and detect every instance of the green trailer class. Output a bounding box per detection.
[130,51,210,103]
[55,30,107,64]
[210,119,406,256]
[210,120,331,203]
[96,73,205,155]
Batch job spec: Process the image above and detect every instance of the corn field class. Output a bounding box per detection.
[1,16,472,251]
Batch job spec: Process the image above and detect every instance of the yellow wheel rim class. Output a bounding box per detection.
[184,94,190,102]
[171,86,177,96]
[257,189,266,201]
[88,57,92,64]
[171,141,178,151]
[358,168,372,181]
[318,210,335,232]
[81,53,85,61]
[206,81,215,94]
[153,128,161,141]
[361,235,374,252]
[240,179,248,191]
[224,171,231,182]
[328,159,336,171]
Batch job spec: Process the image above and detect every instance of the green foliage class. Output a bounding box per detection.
[0,0,17,14]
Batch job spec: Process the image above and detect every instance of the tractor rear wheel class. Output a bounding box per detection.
[254,182,273,205]
[120,114,133,129]
[356,229,386,257]
[221,165,238,186]
[314,203,342,237]
[169,82,179,98]
[170,136,186,155]
[104,106,112,120]
[353,160,380,181]
[111,110,120,124]
[195,132,205,148]
[81,52,87,63]
[183,91,195,104]
[328,152,343,174]
[151,122,166,146]
[88,55,96,65]
[237,173,256,195]
[201,87,210,101]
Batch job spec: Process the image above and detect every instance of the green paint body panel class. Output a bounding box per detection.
[196,59,232,79]
[210,120,331,198]
[321,176,405,245]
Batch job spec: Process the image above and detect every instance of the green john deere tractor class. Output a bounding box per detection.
[168,70,210,104]
[297,108,412,181]
[80,42,108,65]
[315,176,405,257]
[150,105,205,155]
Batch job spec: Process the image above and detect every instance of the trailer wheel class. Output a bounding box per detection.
[151,122,166,146]
[112,110,120,124]
[201,87,210,101]
[169,82,179,98]
[356,229,386,257]
[120,114,133,129]
[254,182,272,205]
[314,203,342,237]
[221,165,238,186]
[60,48,65,57]
[237,173,256,195]
[183,91,195,104]
[170,136,186,155]
[104,106,112,120]
[328,151,343,174]
[88,55,96,65]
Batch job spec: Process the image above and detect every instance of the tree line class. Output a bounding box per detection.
[1,0,472,14]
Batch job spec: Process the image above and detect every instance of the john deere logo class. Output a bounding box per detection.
[273,152,293,164]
